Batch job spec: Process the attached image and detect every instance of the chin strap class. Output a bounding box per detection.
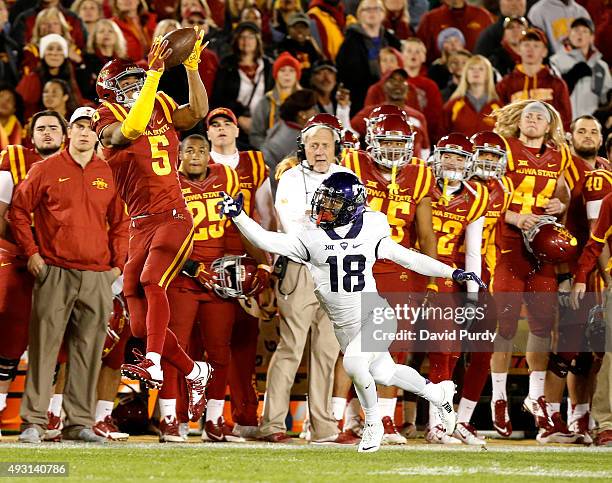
[439,177,450,206]
[387,162,399,195]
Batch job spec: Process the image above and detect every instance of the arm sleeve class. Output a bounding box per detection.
[574,237,604,284]
[106,194,129,272]
[9,165,43,257]
[586,200,603,220]
[0,171,14,204]
[377,236,455,279]
[232,211,309,260]
[465,216,485,293]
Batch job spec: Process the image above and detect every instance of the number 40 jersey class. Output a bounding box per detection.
[92,92,186,217]
[233,209,455,330]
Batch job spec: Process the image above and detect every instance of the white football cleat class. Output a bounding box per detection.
[453,422,486,445]
[433,380,457,435]
[426,425,462,444]
[358,421,384,453]
[381,416,407,445]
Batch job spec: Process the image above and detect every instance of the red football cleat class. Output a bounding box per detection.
[186,361,213,422]
[159,416,186,443]
[595,429,612,446]
[536,412,581,444]
[491,399,512,437]
[381,416,407,444]
[202,417,237,442]
[93,416,129,441]
[121,349,163,390]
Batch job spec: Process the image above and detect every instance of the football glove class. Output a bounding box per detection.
[452,269,487,289]
[183,27,208,71]
[181,259,216,289]
[247,264,272,297]
[218,192,244,219]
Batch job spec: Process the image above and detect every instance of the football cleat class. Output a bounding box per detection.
[433,380,457,435]
[299,417,311,441]
[491,399,513,437]
[203,417,235,442]
[93,416,129,441]
[186,361,213,422]
[344,414,364,438]
[159,416,186,443]
[568,412,592,445]
[594,429,612,446]
[453,422,486,445]
[523,395,552,429]
[381,416,407,445]
[536,412,581,444]
[43,412,62,442]
[311,431,361,445]
[426,424,461,444]
[232,424,259,440]
[121,349,163,390]
[358,421,384,453]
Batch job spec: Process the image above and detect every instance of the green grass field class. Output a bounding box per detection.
[0,441,611,482]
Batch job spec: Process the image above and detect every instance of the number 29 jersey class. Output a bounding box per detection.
[92,92,186,217]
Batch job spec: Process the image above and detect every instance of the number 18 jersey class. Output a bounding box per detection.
[92,92,186,217]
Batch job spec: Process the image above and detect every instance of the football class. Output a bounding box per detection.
[162,27,197,69]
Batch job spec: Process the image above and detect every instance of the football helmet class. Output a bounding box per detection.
[311,171,367,229]
[433,133,473,181]
[96,59,146,106]
[469,131,507,180]
[522,216,578,264]
[368,114,415,169]
[365,104,410,147]
[102,294,129,358]
[210,255,259,299]
[342,130,360,150]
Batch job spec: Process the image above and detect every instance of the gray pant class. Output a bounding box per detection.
[592,287,612,432]
[259,261,340,440]
[20,266,113,437]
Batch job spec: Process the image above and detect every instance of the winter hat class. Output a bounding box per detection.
[273,52,302,81]
[437,27,465,52]
[39,34,69,58]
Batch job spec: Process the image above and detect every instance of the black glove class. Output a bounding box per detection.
[562,61,592,92]
[452,269,487,289]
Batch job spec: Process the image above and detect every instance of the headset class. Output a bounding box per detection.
[296,125,342,168]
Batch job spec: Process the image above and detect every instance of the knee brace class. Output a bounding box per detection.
[526,333,550,353]
[547,352,571,378]
[342,356,373,390]
[369,353,396,387]
[0,357,19,381]
[569,352,593,376]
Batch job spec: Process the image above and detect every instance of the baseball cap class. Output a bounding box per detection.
[70,106,95,124]
[311,59,337,74]
[387,68,409,79]
[206,107,238,127]
[570,17,594,32]
[287,12,310,28]
[234,21,260,36]
[520,28,548,46]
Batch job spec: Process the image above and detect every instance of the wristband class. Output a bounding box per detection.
[557,272,572,285]
[426,283,439,292]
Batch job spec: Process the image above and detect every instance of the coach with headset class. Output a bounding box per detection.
[257,114,356,444]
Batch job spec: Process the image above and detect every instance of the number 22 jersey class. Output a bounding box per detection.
[92,92,186,217]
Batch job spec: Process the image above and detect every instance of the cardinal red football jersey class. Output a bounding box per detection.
[480,176,514,277]
[92,92,185,217]
[583,168,612,204]
[430,180,489,267]
[497,137,570,249]
[211,150,269,254]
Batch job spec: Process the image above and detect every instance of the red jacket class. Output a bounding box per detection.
[442,96,501,138]
[10,150,128,272]
[496,64,573,130]
[112,13,157,62]
[416,4,493,63]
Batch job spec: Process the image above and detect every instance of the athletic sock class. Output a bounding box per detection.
[457,397,477,424]
[95,400,114,422]
[528,371,546,400]
[159,398,177,420]
[491,372,508,401]
[331,397,347,421]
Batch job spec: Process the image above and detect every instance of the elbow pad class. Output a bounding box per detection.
[120,70,162,140]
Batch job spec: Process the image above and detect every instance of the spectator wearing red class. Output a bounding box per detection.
[70,0,103,39]
[442,55,501,137]
[307,0,347,61]
[17,34,85,119]
[401,37,444,142]
[11,0,86,51]
[496,28,572,130]
[181,0,223,29]
[351,69,431,158]
[0,86,23,150]
[488,15,528,77]
[428,27,466,90]
[383,0,413,40]
[76,19,128,102]
[20,7,83,77]
[110,0,157,62]
[337,0,401,116]
[416,0,493,64]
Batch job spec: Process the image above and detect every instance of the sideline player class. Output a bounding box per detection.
[92,31,211,421]
[0,111,66,433]
[219,171,487,453]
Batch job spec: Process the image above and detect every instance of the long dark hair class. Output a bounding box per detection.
[231,26,263,61]
[0,83,25,124]
[42,79,79,118]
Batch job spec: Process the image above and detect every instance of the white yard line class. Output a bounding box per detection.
[370,465,611,478]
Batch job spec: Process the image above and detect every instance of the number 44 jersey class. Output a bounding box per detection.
[92,92,186,217]
[233,209,455,330]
